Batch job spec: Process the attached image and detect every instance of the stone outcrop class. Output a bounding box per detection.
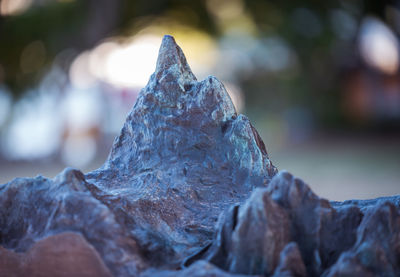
[1,35,399,276]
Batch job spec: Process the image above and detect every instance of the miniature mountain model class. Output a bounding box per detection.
[1,35,400,277]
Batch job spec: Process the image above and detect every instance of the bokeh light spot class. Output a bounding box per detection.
[0,0,32,16]
[359,17,399,75]
[69,51,96,89]
[104,35,160,88]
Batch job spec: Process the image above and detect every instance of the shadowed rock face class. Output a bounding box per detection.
[1,35,400,277]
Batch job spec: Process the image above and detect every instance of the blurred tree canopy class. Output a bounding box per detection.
[0,0,214,95]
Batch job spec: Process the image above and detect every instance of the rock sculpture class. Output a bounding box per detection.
[1,35,399,277]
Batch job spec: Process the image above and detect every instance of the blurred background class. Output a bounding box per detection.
[0,0,399,200]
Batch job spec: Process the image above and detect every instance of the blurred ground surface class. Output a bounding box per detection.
[270,134,400,201]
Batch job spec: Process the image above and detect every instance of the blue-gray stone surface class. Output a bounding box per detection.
[1,35,399,277]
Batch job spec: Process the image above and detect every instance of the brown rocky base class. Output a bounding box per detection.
[1,36,399,277]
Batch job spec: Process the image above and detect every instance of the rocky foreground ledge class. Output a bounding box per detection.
[1,36,400,277]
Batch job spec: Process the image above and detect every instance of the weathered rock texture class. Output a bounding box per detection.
[1,35,400,277]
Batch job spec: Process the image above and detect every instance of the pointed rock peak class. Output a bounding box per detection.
[155,35,196,81]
